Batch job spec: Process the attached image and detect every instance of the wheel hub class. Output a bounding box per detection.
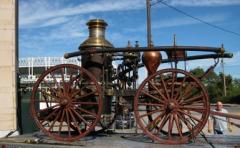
[167,102,175,110]
[61,98,69,106]
[166,101,178,113]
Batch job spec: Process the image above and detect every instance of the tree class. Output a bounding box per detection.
[190,67,240,104]
[190,67,219,102]
[190,67,204,78]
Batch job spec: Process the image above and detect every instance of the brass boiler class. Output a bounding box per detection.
[79,19,113,115]
[79,19,113,81]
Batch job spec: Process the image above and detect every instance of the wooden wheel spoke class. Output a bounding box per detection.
[138,102,163,107]
[171,72,176,100]
[58,109,65,135]
[160,76,170,100]
[182,89,200,103]
[141,90,164,104]
[183,101,204,107]
[168,114,174,139]
[67,70,76,94]
[180,84,192,101]
[69,72,73,83]
[180,106,206,113]
[40,107,60,124]
[72,90,96,100]
[61,68,66,89]
[77,107,97,118]
[68,109,81,134]
[148,81,168,102]
[42,95,50,108]
[175,76,187,101]
[66,109,71,137]
[42,80,60,96]
[178,110,202,123]
[50,72,59,86]
[73,101,98,105]
[48,109,62,132]
[38,104,59,114]
[156,113,170,134]
[152,105,160,110]
[177,112,193,133]
[146,111,166,130]
[71,108,89,125]
[174,114,183,138]
[139,109,163,118]
[71,89,82,98]
[181,94,204,105]
[68,69,75,85]
[40,89,60,101]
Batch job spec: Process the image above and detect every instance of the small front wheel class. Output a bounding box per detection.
[31,64,103,142]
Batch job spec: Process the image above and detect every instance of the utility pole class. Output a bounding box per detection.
[146,0,151,47]
[221,47,227,96]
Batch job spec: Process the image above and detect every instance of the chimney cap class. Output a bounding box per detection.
[87,19,108,29]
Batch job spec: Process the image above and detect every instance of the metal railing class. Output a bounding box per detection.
[19,57,81,83]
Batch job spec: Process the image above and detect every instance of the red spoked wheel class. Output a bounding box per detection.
[134,69,209,144]
[31,64,103,142]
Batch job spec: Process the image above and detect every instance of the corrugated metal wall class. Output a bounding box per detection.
[0,0,17,131]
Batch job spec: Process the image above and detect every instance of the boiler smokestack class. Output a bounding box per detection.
[79,19,113,49]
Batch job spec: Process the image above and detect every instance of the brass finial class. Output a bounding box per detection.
[150,40,154,47]
[173,34,176,46]
[221,44,225,53]
[135,41,139,48]
[127,41,132,48]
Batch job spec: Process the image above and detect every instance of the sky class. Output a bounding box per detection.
[19,0,240,80]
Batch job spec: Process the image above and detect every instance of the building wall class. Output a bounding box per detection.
[0,0,17,133]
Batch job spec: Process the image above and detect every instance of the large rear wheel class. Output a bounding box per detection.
[134,69,209,144]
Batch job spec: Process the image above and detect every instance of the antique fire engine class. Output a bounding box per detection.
[30,0,240,144]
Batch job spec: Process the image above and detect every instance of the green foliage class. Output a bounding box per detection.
[190,67,240,104]
[190,67,204,77]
